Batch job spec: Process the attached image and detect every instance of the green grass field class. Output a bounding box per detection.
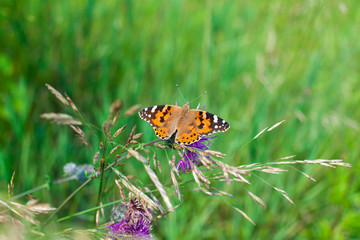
[1,0,360,239]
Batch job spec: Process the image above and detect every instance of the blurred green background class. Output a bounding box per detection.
[1,0,359,239]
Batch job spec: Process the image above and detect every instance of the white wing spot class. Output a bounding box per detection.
[144,108,148,111]
[151,106,157,113]
[214,115,218,123]
[215,125,218,129]
[222,120,225,124]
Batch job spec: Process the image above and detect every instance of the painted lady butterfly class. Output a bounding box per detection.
[139,102,230,144]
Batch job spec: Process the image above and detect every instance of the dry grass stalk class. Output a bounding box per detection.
[8,172,15,199]
[117,176,157,210]
[112,112,120,126]
[203,150,226,158]
[197,153,250,184]
[267,120,285,131]
[114,180,126,202]
[234,207,256,225]
[45,83,69,106]
[319,163,336,168]
[198,153,215,170]
[129,140,138,144]
[110,100,123,116]
[195,186,227,196]
[113,124,127,138]
[108,99,123,127]
[64,93,79,112]
[189,161,203,189]
[144,186,166,214]
[153,153,157,170]
[216,162,230,183]
[124,104,141,117]
[248,191,266,208]
[127,149,147,164]
[110,145,122,155]
[78,137,89,146]
[0,199,56,226]
[154,143,169,149]
[95,208,100,227]
[0,200,27,223]
[102,121,112,139]
[196,188,217,196]
[132,133,143,140]
[218,162,250,182]
[226,170,250,184]
[93,151,100,165]
[300,171,316,182]
[281,193,294,205]
[238,160,350,176]
[280,155,296,160]
[192,186,232,196]
[273,187,287,195]
[253,127,268,140]
[144,165,173,209]
[204,186,234,197]
[191,163,210,185]
[239,163,258,168]
[25,199,55,214]
[157,160,162,174]
[96,201,105,226]
[270,159,351,167]
[260,167,288,174]
[41,113,82,125]
[171,154,179,176]
[214,188,235,197]
[170,170,181,201]
[70,125,85,138]
[155,205,180,220]
[127,126,137,143]
[329,161,352,167]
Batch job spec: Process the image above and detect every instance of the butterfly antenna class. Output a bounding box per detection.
[176,84,186,103]
[189,91,207,104]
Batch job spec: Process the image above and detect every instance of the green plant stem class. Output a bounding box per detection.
[42,177,93,227]
[12,176,77,200]
[94,134,108,224]
[13,184,48,200]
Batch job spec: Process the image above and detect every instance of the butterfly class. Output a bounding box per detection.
[139,102,230,144]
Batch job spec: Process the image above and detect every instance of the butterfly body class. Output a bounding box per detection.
[139,103,230,144]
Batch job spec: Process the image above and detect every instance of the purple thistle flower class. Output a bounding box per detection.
[176,135,216,172]
[107,198,153,239]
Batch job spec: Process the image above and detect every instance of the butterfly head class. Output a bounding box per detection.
[183,102,190,110]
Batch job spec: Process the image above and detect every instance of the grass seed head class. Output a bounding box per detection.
[144,165,172,209]
[45,83,69,106]
[110,99,123,116]
[93,151,100,165]
[41,113,82,125]
[113,124,127,138]
[64,92,79,112]
[267,120,285,131]
[248,191,266,208]
[124,104,141,117]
